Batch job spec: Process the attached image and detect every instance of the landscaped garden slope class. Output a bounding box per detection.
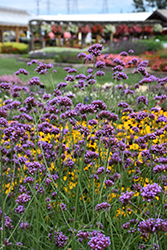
[0,44,167,250]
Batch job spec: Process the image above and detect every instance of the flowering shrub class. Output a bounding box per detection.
[151,59,167,71]
[153,24,163,34]
[115,24,129,37]
[51,24,62,35]
[1,42,28,54]
[129,25,142,36]
[79,25,91,34]
[0,44,167,249]
[103,24,116,34]
[97,53,141,67]
[91,24,103,35]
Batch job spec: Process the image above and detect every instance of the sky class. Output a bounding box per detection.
[0,0,155,15]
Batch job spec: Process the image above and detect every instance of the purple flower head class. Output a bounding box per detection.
[84,54,93,62]
[119,191,134,205]
[15,68,29,75]
[19,221,29,229]
[15,205,25,214]
[120,51,128,57]
[138,218,167,234]
[77,52,86,58]
[87,68,93,73]
[129,49,134,54]
[113,65,124,71]
[88,232,111,250]
[156,115,167,123]
[97,111,118,121]
[104,54,109,59]
[65,74,75,82]
[16,193,31,204]
[0,82,10,90]
[113,58,125,66]
[138,60,148,67]
[95,61,106,68]
[104,180,114,187]
[131,58,139,65]
[63,67,71,71]
[60,203,67,211]
[46,63,53,69]
[49,230,68,247]
[68,68,77,73]
[75,73,87,79]
[88,44,104,56]
[136,95,148,105]
[117,72,128,80]
[57,82,67,89]
[95,71,105,76]
[153,164,167,174]
[28,77,42,86]
[95,202,111,211]
[141,183,162,201]
[5,238,12,246]
[118,102,129,108]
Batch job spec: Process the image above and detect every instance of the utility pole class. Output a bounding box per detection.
[67,0,70,14]
[47,0,50,14]
[101,0,108,13]
[72,0,78,13]
[36,0,40,15]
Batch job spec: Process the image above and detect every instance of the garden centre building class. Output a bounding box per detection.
[0,6,167,49]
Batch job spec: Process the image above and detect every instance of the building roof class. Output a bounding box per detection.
[146,9,167,22]
[0,6,36,26]
[37,12,152,23]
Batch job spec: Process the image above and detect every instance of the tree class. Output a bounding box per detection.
[132,0,146,12]
[156,0,167,8]
[145,0,167,9]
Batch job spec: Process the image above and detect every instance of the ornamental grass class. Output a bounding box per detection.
[0,44,167,250]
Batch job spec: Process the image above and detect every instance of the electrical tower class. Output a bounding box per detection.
[72,0,78,13]
[36,0,40,15]
[67,0,70,14]
[47,0,50,14]
[101,0,108,13]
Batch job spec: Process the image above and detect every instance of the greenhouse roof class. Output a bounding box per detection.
[0,6,36,26]
[38,12,152,23]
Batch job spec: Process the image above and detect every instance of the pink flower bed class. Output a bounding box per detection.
[97,54,141,68]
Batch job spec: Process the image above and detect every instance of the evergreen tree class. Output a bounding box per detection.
[145,0,167,9]
[156,0,167,9]
[132,0,146,11]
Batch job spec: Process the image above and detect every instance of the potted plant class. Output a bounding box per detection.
[79,25,91,48]
[91,24,103,43]
[103,24,116,48]
[67,24,78,47]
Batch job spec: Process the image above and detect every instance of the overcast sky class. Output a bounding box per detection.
[0,0,154,15]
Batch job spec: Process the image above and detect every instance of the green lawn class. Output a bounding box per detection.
[0,57,142,91]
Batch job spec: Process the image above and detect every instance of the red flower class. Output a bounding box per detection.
[91,24,103,35]
[51,24,62,35]
[79,25,91,34]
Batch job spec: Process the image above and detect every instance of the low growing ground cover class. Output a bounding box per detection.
[0,44,167,250]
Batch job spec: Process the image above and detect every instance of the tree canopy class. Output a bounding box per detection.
[133,0,167,11]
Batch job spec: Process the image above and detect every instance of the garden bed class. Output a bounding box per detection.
[0,44,167,250]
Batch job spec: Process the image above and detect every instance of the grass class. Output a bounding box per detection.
[39,46,88,53]
[0,58,142,91]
